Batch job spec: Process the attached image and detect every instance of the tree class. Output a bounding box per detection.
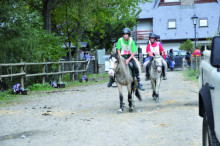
[87,0,148,52]
[23,0,68,33]
[0,1,65,63]
[179,39,193,52]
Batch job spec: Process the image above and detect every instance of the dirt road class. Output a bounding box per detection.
[0,71,202,146]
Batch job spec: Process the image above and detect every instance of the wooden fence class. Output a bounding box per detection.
[190,56,201,71]
[0,59,90,89]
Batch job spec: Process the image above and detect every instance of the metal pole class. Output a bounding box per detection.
[194,24,197,48]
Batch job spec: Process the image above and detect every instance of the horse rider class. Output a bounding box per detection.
[156,34,167,63]
[108,27,145,90]
[144,33,167,81]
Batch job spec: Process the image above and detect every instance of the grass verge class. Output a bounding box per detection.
[182,69,199,82]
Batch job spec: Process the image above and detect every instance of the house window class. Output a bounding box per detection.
[199,18,208,27]
[164,0,180,2]
[168,20,176,29]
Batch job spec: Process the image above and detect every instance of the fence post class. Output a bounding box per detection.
[71,59,74,82]
[42,58,45,85]
[198,56,201,74]
[58,61,62,83]
[191,56,193,70]
[20,59,24,89]
[195,56,197,71]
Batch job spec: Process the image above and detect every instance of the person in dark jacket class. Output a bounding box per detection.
[185,51,191,68]
[169,49,174,71]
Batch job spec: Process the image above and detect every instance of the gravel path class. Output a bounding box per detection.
[0,71,202,146]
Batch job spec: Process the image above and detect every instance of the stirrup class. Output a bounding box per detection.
[163,76,167,80]
[138,84,145,91]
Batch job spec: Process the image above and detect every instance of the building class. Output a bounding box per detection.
[133,0,220,53]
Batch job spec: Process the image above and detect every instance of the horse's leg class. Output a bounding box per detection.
[155,78,161,102]
[127,84,134,112]
[151,79,156,100]
[117,83,124,113]
[135,88,142,101]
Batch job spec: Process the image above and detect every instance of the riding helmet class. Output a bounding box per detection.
[149,32,156,38]
[122,28,131,36]
[156,35,160,39]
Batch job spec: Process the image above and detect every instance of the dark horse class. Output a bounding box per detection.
[108,54,142,113]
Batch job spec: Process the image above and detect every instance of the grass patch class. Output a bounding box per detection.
[0,89,20,105]
[182,69,199,82]
[28,83,53,91]
[0,73,109,105]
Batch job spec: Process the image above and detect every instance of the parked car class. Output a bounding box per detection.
[167,50,187,68]
[105,55,110,72]
[199,36,220,146]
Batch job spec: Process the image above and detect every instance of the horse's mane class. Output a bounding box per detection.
[109,53,119,62]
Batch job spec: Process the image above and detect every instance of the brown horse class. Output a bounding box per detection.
[108,54,142,113]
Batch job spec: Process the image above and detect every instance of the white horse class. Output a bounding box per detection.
[149,54,163,102]
[108,54,142,113]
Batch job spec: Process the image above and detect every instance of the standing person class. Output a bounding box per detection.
[169,49,175,71]
[144,33,167,80]
[192,47,201,57]
[108,27,145,90]
[84,52,90,60]
[185,51,191,68]
[80,50,85,60]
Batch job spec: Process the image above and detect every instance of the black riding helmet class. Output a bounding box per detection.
[155,35,160,39]
[149,32,156,39]
[122,28,131,36]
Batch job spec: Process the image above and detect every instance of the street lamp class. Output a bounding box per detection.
[191,14,199,48]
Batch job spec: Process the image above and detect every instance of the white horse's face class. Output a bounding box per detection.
[153,57,162,73]
[108,57,118,77]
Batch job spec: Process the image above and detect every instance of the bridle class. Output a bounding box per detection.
[152,56,163,70]
[109,57,119,73]
[109,55,127,82]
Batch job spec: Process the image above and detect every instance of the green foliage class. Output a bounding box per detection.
[179,39,193,52]
[0,89,18,105]
[0,1,66,63]
[28,83,52,91]
[183,69,199,82]
[89,0,147,51]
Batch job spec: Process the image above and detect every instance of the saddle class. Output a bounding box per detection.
[128,61,135,77]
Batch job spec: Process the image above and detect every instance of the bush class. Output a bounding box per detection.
[28,83,52,91]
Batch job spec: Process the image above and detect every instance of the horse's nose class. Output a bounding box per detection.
[108,70,114,77]
[157,68,162,73]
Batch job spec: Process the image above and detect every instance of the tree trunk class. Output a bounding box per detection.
[74,40,81,80]
[68,40,73,81]
[42,0,51,33]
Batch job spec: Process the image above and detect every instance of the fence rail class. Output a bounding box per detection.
[0,59,91,89]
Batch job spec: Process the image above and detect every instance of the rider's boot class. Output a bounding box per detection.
[136,74,145,91]
[162,67,167,80]
[107,77,114,87]
[145,65,150,81]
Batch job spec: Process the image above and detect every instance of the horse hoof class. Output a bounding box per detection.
[118,109,123,113]
[155,98,159,103]
[129,107,134,112]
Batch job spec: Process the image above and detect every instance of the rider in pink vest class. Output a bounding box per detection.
[143,33,168,80]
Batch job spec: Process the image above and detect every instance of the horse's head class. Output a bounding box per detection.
[108,53,120,77]
[152,54,163,73]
